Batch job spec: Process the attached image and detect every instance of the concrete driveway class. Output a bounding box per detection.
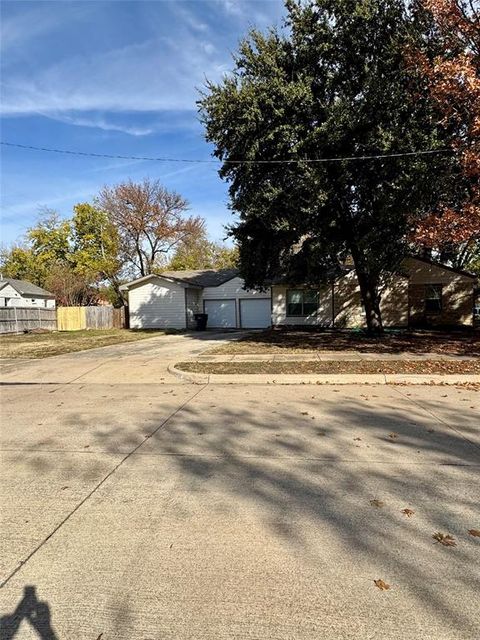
[0,338,479,638]
[0,330,249,385]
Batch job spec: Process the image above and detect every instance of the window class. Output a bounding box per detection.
[286,289,319,316]
[425,284,442,314]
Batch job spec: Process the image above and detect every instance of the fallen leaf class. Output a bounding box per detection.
[374,579,390,591]
[432,532,456,547]
[389,433,398,439]
[353,437,362,441]
[467,529,480,538]
[301,411,309,415]
[370,499,384,508]
[401,508,415,517]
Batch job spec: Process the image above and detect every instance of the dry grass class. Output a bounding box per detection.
[208,328,480,356]
[175,360,480,375]
[176,359,480,375]
[0,329,166,359]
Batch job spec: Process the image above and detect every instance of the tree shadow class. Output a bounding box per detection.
[2,384,479,636]
[0,586,57,639]
[215,326,480,356]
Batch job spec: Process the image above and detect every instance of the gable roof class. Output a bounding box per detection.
[407,255,478,280]
[120,268,239,291]
[0,278,55,297]
[160,268,239,287]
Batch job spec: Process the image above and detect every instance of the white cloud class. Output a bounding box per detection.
[43,113,155,136]
[1,29,226,116]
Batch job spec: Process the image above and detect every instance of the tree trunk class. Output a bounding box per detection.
[350,250,384,334]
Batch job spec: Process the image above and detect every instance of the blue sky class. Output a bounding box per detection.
[0,0,285,245]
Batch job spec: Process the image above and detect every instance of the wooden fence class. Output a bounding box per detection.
[0,307,57,334]
[57,306,126,331]
[0,305,126,334]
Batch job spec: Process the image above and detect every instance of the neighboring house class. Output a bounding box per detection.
[0,278,56,309]
[120,257,477,330]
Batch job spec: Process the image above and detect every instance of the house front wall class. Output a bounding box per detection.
[334,271,409,328]
[272,285,333,326]
[128,279,187,329]
[273,273,409,328]
[404,258,474,326]
[0,284,55,308]
[203,277,271,328]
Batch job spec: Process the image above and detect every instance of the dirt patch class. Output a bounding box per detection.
[0,329,166,359]
[208,328,480,356]
[175,359,480,375]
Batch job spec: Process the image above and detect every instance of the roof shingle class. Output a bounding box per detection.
[0,278,55,297]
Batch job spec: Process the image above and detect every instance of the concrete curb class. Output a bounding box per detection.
[168,363,480,385]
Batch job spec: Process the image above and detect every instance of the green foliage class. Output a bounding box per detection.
[71,203,121,280]
[167,226,239,271]
[0,245,43,284]
[199,0,452,331]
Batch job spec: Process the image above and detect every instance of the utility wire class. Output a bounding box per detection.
[0,140,452,164]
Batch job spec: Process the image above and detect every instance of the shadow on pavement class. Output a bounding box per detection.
[0,585,58,639]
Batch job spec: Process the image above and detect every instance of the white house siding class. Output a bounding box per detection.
[0,284,55,308]
[203,277,271,328]
[272,285,333,326]
[128,278,187,329]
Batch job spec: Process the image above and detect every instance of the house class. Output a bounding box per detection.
[120,258,477,330]
[0,278,56,309]
[120,269,271,330]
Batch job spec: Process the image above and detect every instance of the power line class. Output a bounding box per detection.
[0,140,452,164]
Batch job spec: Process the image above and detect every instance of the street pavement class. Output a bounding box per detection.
[0,332,479,639]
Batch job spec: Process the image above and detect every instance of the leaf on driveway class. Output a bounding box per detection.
[467,529,480,537]
[388,432,398,439]
[433,532,457,547]
[401,508,415,517]
[370,499,385,508]
[374,579,390,591]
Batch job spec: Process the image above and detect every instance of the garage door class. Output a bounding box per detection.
[204,299,237,328]
[240,299,271,328]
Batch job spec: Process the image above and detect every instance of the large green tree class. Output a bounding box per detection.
[200,0,452,332]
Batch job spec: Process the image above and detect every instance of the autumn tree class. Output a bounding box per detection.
[0,206,122,305]
[167,221,239,270]
[410,0,480,271]
[200,0,450,333]
[97,179,204,277]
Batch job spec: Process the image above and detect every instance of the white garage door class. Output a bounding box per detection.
[240,299,271,328]
[204,299,236,328]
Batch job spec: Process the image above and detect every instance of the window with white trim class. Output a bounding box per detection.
[286,289,319,316]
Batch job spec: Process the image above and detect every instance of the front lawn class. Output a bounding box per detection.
[0,329,166,359]
[208,327,480,357]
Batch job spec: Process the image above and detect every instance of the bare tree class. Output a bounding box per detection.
[97,179,204,277]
